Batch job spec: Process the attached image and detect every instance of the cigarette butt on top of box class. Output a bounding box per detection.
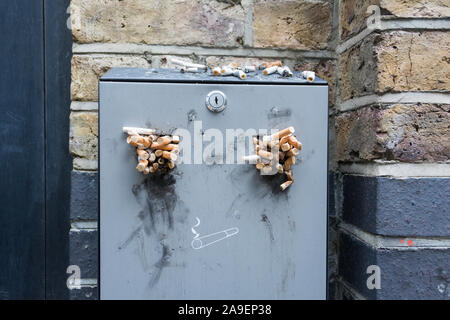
[143,167,151,175]
[277,164,284,174]
[302,71,315,82]
[155,149,163,157]
[168,161,175,170]
[152,162,159,170]
[180,67,200,73]
[263,66,278,75]
[280,180,293,191]
[243,65,256,73]
[212,67,221,76]
[158,157,165,165]
[233,70,247,80]
[148,153,156,162]
[221,66,234,76]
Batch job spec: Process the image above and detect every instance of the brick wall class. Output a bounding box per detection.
[68,0,450,299]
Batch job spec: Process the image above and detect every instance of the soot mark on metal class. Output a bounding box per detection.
[132,172,178,234]
[261,214,275,242]
[147,243,171,289]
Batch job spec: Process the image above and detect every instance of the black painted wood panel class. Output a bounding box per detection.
[44,0,72,299]
[0,0,45,299]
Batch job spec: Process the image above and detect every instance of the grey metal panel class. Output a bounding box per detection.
[101,67,328,85]
[100,81,328,299]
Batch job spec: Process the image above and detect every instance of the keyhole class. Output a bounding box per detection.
[215,96,219,105]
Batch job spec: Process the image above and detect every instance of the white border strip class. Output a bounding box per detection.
[71,101,98,111]
[337,18,450,54]
[340,222,450,250]
[338,92,450,112]
[339,162,450,178]
[73,43,336,59]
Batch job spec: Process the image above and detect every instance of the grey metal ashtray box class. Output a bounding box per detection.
[99,68,328,300]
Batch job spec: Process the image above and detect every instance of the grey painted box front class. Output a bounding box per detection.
[100,69,328,300]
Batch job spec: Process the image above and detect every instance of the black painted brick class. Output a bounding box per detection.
[69,230,98,279]
[339,232,450,300]
[70,171,98,220]
[343,175,450,236]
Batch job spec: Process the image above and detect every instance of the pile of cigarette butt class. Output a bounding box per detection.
[123,127,179,175]
[170,58,315,82]
[243,127,302,191]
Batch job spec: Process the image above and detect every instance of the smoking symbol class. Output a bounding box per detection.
[191,217,239,250]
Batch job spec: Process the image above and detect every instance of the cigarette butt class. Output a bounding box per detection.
[302,71,315,82]
[158,157,165,165]
[221,66,234,76]
[127,135,143,147]
[227,62,238,69]
[252,137,261,145]
[280,180,293,191]
[162,151,178,161]
[152,162,159,170]
[156,136,172,145]
[279,152,285,161]
[242,155,261,163]
[285,170,294,181]
[233,70,246,80]
[263,66,278,75]
[262,165,274,175]
[267,60,282,68]
[281,142,291,152]
[276,127,295,140]
[153,143,178,151]
[136,159,148,172]
[277,66,293,77]
[243,65,256,73]
[168,161,175,169]
[288,156,296,165]
[277,163,284,174]
[286,148,299,157]
[283,156,295,170]
[172,135,180,144]
[256,163,264,170]
[149,153,156,162]
[287,136,302,150]
[180,67,200,73]
[155,150,163,157]
[171,58,207,70]
[255,144,261,152]
[143,167,151,175]
[137,149,149,160]
[212,67,221,76]
[257,150,274,160]
[280,135,290,145]
[149,166,156,173]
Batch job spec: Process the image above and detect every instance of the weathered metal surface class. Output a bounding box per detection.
[99,72,328,299]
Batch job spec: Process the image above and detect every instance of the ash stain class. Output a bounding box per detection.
[147,244,171,289]
[268,107,292,119]
[261,214,275,242]
[132,173,178,234]
[187,110,198,122]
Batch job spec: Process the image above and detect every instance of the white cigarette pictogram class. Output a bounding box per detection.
[191,217,239,250]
